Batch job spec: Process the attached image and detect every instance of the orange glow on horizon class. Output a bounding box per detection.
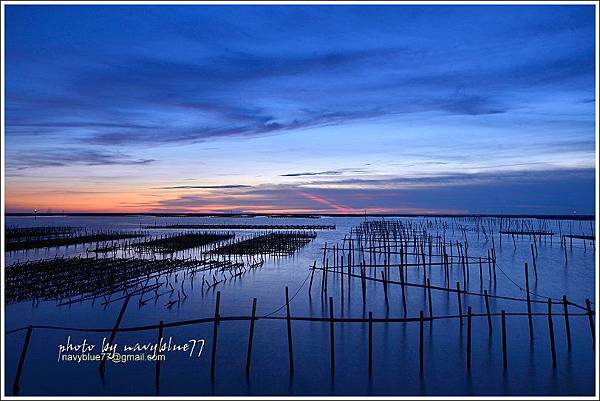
[5,183,466,215]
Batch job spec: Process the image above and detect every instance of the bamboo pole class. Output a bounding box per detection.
[329,296,335,376]
[585,298,595,350]
[155,320,164,394]
[501,310,507,369]
[427,278,433,319]
[562,295,571,350]
[245,298,257,377]
[285,287,294,375]
[341,259,344,305]
[368,311,373,376]
[547,298,556,367]
[381,271,389,310]
[308,261,316,294]
[456,282,463,326]
[347,253,351,299]
[484,290,492,335]
[400,271,408,317]
[210,291,221,382]
[12,326,33,396]
[99,295,130,377]
[361,263,366,306]
[530,244,538,280]
[478,257,483,289]
[467,306,472,371]
[419,310,424,372]
[524,263,534,340]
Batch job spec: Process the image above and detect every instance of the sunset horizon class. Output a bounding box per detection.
[5,5,596,215]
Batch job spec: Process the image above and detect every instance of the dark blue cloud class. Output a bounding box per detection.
[5,5,595,145]
[157,185,253,189]
[137,168,596,214]
[7,149,155,170]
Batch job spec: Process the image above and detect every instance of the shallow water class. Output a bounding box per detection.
[3,215,596,396]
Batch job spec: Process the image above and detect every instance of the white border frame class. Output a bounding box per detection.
[0,1,598,400]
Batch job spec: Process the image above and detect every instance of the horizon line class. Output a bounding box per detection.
[4,212,596,220]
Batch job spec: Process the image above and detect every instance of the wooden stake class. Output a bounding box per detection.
[501,310,507,369]
[524,263,534,340]
[400,266,408,317]
[321,259,326,294]
[547,298,556,367]
[12,326,32,396]
[361,263,366,306]
[324,258,329,294]
[585,298,595,350]
[347,253,351,298]
[562,295,571,350]
[285,287,294,375]
[530,244,538,280]
[341,259,344,305]
[427,278,433,318]
[478,257,483,289]
[381,271,389,310]
[444,253,450,288]
[484,290,492,334]
[487,252,492,285]
[155,320,164,394]
[456,282,463,326]
[308,261,316,294]
[210,291,221,382]
[419,310,424,372]
[245,298,257,377]
[329,296,335,376]
[491,250,497,283]
[467,306,472,371]
[99,295,130,377]
[368,311,373,376]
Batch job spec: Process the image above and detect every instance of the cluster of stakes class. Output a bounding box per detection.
[209,231,317,256]
[4,217,596,396]
[5,228,146,252]
[4,227,319,310]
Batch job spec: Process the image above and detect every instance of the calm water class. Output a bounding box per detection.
[3,215,596,396]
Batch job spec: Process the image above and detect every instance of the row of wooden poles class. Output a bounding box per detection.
[5,231,147,252]
[309,253,592,328]
[312,241,499,306]
[499,228,595,255]
[10,287,595,395]
[313,231,595,319]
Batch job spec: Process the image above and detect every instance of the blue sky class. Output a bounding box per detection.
[4,5,597,214]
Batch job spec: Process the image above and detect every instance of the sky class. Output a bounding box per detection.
[4,5,597,214]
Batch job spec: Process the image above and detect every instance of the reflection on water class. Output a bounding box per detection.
[3,215,596,396]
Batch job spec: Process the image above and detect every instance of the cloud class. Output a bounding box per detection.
[281,170,343,177]
[7,149,156,170]
[436,94,507,116]
[80,108,387,146]
[8,122,156,129]
[280,167,370,178]
[7,10,594,147]
[6,32,593,147]
[299,167,596,190]
[119,167,595,214]
[156,185,253,189]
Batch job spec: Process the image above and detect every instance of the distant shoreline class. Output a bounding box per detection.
[4,212,596,220]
